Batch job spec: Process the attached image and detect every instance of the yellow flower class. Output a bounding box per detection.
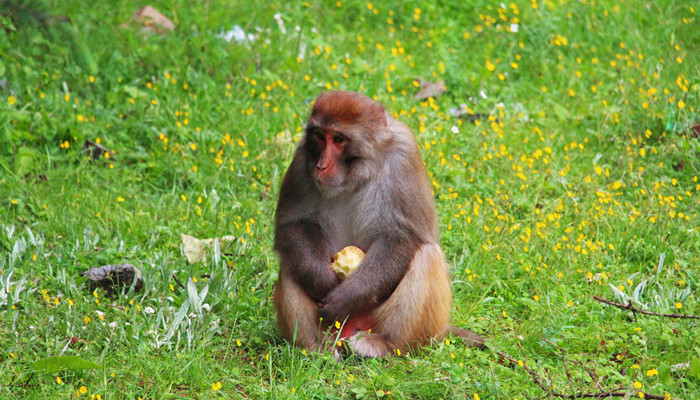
[646,369,658,376]
[676,302,682,309]
[80,386,88,394]
[486,60,495,72]
[7,96,15,105]
[678,100,685,109]
[633,381,642,389]
[57,376,63,384]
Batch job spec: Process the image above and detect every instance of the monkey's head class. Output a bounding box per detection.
[303,91,388,198]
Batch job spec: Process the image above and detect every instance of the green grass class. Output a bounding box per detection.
[1,0,699,398]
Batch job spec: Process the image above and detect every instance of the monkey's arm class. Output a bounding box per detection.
[319,232,419,322]
[275,220,340,302]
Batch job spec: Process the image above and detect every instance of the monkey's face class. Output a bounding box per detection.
[306,127,353,196]
[302,91,389,198]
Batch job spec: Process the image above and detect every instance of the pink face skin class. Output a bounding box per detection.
[311,129,348,186]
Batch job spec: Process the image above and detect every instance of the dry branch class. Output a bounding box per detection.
[496,350,669,400]
[593,296,700,319]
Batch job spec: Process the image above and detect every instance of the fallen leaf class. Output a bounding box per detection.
[131,6,175,33]
[181,234,236,264]
[69,337,87,348]
[691,124,700,138]
[414,80,446,100]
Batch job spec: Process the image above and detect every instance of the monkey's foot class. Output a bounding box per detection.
[348,332,390,358]
[449,325,487,349]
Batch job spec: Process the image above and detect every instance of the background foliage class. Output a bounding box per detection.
[0,0,698,398]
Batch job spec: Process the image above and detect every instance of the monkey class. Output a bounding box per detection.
[273,91,485,357]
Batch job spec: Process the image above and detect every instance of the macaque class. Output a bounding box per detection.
[273,91,485,357]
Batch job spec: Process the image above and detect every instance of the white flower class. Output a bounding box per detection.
[217,25,254,44]
[109,321,118,330]
[480,90,488,99]
[510,23,519,33]
[273,13,286,34]
[144,306,156,314]
[451,125,460,134]
[202,303,211,311]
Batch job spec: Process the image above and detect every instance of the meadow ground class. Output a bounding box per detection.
[0,0,699,398]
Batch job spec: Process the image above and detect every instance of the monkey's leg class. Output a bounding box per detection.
[273,270,323,352]
[348,243,453,357]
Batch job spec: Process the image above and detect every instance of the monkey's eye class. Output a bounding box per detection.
[311,130,324,141]
[333,135,345,143]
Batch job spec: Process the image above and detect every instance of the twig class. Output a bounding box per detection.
[545,368,555,397]
[172,273,185,289]
[496,351,668,399]
[593,296,700,319]
[517,342,527,360]
[543,338,572,387]
[579,362,605,393]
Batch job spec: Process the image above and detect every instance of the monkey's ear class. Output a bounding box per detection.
[370,102,388,128]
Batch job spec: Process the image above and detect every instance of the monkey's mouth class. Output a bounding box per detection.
[313,173,342,187]
[313,176,345,197]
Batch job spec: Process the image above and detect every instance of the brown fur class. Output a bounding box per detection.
[273,91,485,357]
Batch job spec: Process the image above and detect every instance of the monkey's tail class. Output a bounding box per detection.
[448,325,487,349]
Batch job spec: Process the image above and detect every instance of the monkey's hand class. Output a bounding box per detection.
[319,234,417,323]
[318,286,362,323]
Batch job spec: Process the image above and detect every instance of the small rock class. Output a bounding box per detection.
[82,263,143,295]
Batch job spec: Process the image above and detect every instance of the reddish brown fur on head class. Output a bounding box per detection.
[303,92,388,197]
[309,91,386,131]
